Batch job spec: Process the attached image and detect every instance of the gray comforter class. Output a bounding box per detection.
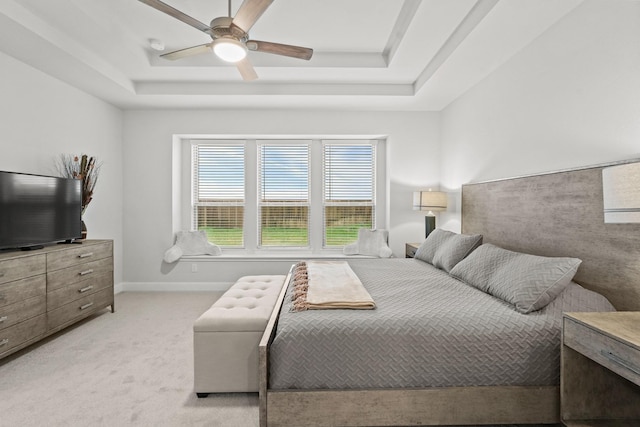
[268,258,614,390]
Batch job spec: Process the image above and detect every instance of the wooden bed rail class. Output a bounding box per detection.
[265,386,558,426]
[258,265,294,427]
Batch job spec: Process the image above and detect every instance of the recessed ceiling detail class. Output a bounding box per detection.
[0,0,585,110]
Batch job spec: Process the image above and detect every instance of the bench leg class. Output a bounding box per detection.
[196,393,209,398]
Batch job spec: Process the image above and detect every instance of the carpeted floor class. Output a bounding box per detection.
[0,292,259,427]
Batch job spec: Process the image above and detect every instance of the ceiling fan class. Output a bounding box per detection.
[138,0,314,81]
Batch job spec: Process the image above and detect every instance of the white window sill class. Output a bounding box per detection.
[180,251,378,261]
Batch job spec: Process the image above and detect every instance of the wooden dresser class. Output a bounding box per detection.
[0,240,113,360]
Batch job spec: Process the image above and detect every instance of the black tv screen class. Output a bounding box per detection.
[0,171,82,250]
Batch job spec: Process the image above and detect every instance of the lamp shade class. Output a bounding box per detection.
[603,162,640,223]
[413,190,447,211]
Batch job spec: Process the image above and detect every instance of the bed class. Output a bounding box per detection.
[258,160,640,427]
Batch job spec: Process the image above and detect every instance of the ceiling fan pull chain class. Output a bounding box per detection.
[228,0,232,18]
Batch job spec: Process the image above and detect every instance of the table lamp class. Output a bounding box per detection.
[413,190,448,237]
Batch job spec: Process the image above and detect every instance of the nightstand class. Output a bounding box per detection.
[561,312,640,426]
[405,243,420,258]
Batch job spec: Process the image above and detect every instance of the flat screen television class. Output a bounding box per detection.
[0,171,82,250]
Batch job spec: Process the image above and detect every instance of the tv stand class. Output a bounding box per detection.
[0,240,114,360]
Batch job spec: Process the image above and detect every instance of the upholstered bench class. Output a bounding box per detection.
[193,275,286,397]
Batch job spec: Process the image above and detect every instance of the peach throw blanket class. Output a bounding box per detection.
[291,261,376,311]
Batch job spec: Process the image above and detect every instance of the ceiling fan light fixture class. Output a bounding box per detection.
[213,38,247,62]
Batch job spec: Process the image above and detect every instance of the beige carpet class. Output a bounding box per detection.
[0,292,259,427]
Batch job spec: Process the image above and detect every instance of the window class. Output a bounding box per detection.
[258,142,310,247]
[192,144,245,247]
[189,138,384,253]
[323,142,375,246]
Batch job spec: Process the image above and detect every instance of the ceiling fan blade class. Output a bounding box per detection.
[138,0,213,36]
[246,40,313,60]
[160,43,212,60]
[232,0,273,33]
[236,57,258,81]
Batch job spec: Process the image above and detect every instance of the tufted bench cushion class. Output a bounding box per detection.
[194,276,285,333]
[193,275,286,396]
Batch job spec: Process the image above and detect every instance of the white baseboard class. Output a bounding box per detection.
[116,282,234,293]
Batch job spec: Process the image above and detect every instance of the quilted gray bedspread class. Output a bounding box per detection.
[268,258,614,390]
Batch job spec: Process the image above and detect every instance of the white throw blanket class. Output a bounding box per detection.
[291,261,376,311]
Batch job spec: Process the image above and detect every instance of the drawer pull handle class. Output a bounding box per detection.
[601,350,640,376]
[80,302,94,310]
[78,286,94,293]
[0,316,7,323]
[78,252,94,259]
[0,338,8,347]
[79,269,94,276]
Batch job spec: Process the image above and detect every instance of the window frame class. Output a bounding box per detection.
[322,140,377,248]
[257,140,311,249]
[191,141,246,248]
[185,137,386,255]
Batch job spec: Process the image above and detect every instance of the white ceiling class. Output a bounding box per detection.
[0,0,584,111]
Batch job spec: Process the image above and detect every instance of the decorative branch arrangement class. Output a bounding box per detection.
[57,154,101,215]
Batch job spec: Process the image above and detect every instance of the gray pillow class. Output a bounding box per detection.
[450,243,582,313]
[414,229,483,272]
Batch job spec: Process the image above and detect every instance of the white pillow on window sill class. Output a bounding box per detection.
[163,230,221,263]
[343,228,392,258]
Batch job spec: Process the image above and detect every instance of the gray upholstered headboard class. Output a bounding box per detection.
[462,162,640,311]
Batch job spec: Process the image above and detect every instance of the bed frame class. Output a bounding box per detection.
[258,160,640,426]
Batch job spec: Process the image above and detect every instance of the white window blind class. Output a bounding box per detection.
[323,142,376,246]
[192,143,245,247]
[258,143,310,247]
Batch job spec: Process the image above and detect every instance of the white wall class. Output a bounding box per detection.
[122,110,439,289]
[0,51,124,285]
[439,0,640,232]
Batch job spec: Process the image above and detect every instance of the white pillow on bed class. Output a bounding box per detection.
[413,229,483,272]
[449,243,582,314]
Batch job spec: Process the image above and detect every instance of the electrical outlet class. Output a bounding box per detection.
[191,263,198,273]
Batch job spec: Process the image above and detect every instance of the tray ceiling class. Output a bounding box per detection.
[0,0,584,110]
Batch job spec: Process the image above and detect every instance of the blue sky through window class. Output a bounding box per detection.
[324,144,374,201]
[260,145,309,201]
[197,142,374,202]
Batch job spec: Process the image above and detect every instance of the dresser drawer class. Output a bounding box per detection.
[47,272,113,310]
[47,257,113,291]
[0,254,46,285]
[564,316,640,387]
[0,314,47,357]
[46,241,112,272]
[0,296,46,331]
[0,275,46,309]
[47,287,113,331]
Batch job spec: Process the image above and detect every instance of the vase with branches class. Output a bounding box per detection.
[57,154,101,238]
